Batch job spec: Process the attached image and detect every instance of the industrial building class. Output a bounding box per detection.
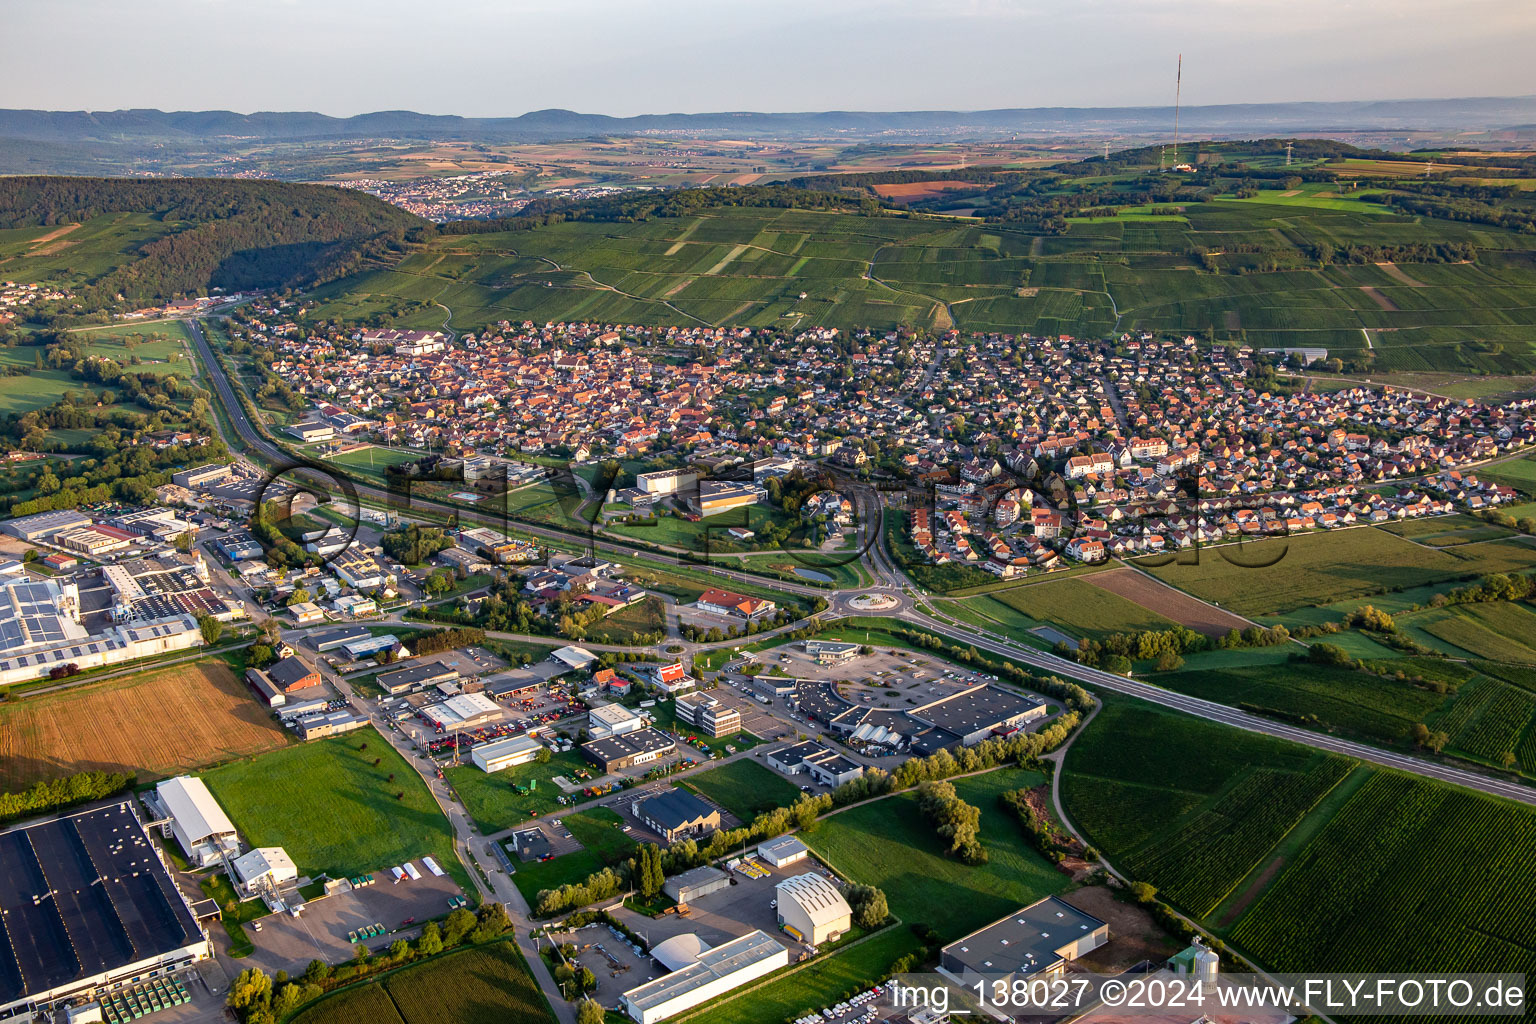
[248,655,321,695]
[419,693,501,731]
[583,727,677,773]
[471,734,545,773]
[0,508,91,542]
[939,897,1108,985]
[620,931,787,1024]
[376,661,460,695]
[214,532,264,561]
[775,872,851,946]
[907,685,1048,753]
[293,710,369,741]
[153,776,238,867]
[692,481,761,518]
[231,847,298,898]
[633,789,721,843]
[171,463,233,489]
[662,865,731,904]
[588,702,643,739]
[674,693,741,737]
[764,740,864,787]
[0,802,211,1021]
[308,626,372,652]
[756,836,810,868]
[551,645,598,671]
[636,469,697,496]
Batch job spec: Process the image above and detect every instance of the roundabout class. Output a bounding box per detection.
[847,592,900,611]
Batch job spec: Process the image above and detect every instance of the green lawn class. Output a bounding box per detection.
[446,750,596,829]
[203,728,470,891]
[679,758,801,820]
[804,766,1066,940]
[508,807,636,905]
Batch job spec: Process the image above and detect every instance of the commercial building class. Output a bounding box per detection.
[764,740,863,787]
[633,789,721,843]
[803,640,861,665]
[376,662,460,696]
[775,872,851,946]
[693,481,761,518]
[231,847,298,898]
[293,710,368,741]
[471,734,545,773]
[309,626,372,652]
[662,865,730,904]
[907,685,1048,753]
[674,693,741,737]
[287,422,334,442]
[0,508,91,542]
[589,702,643,739]
[154,776,238,868]
[695,588,775,619]
[55,525,136,558]
[939,897,1109,985]
[756,836,810,869]
[420,693,501,731]
[551,645,598,672]
[259,655,322,693]
[649,661,696,695]
[620,931,787,1024]
[0,803,211,1021]
[637,469,697,496]
[214,532,264,561]
[171,463,233,489]
[583,727,677,773]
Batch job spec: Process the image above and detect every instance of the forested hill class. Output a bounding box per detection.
[0,176,430,305]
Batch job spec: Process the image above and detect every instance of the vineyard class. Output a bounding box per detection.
[1229,773,1536,979]
[1121,757,1353,917]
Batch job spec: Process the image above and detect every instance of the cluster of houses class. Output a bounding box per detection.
[0,280,70,322]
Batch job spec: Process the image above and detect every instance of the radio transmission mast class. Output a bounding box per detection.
[1286,141,1294,166]
[1172,54,1182,169]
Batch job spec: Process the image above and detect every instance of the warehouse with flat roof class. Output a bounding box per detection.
[0,802,211,1019]
[620,930,787,1024]
[583,727,676,773]
[939,896,1108,985]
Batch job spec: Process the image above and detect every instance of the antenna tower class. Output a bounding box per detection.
[1286,142,1293,166]
[1172,54,1182,169]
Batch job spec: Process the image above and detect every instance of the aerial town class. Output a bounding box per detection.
[3,7,1536,1024]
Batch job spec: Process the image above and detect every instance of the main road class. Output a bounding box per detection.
[190,317,1536,810]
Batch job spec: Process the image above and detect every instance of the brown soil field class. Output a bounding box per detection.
[1359,285,1399,311]
[0,659,291,789]
[1375,261,1426,287]
[1084,566,1252,636]
[872,180,985,201]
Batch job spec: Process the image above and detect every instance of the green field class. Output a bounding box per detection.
[446,749,595,828]
[989,576,1179,642]
[804,767,1067,939]
[679,758,802,820]
[291,940,555,1024]
[508,807,636,904]
[204,729,469,890]
[584,594,667,644]
[1147,528,1536,617]
[1061,696,1536,982]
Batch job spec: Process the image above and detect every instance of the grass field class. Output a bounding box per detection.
[990,575,1181,642]
[0,659,292,790]
[446,750,595,828]
[205,728,469,890]
[679,759,802,820]
[804,766,1066,940]
[291,940,555,1024]
[508,807,636,904]
[584,594,666,644]
[65,320,195,374]
[1146,528,1536,617]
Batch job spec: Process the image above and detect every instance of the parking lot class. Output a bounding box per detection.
[241,871,465,974]
[611,853,841,957]
[550,920,658,997]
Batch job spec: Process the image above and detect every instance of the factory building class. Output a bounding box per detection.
[636,469,697,496]
[231,847,298,898]
[588,702,643,739]
[775,872,851,946]
[939,897,1108,986]
[620,931,787,1024]
[0,508,91,542]
[171,463,233,489]
[471,734,545,773]
[376,662,460,696]
[633,789,721,843]
[582,727,676,773]
[153,776,238,868]
[662,865,731,904]
[0,803,211,1021]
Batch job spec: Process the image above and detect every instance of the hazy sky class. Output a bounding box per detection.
[10,0,1535,116]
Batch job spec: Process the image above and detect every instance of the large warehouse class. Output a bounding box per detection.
[583,727,676,773]
[939,896,1108,984]
[0,802,211,1020]
[775,872,851,945]
[471,734,545,773]
[620,930,787,1024]
[153,775,238,868]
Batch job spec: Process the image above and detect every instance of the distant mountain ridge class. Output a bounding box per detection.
[5,96,1536,143]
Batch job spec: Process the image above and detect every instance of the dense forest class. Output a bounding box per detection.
[0,176,430,304]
